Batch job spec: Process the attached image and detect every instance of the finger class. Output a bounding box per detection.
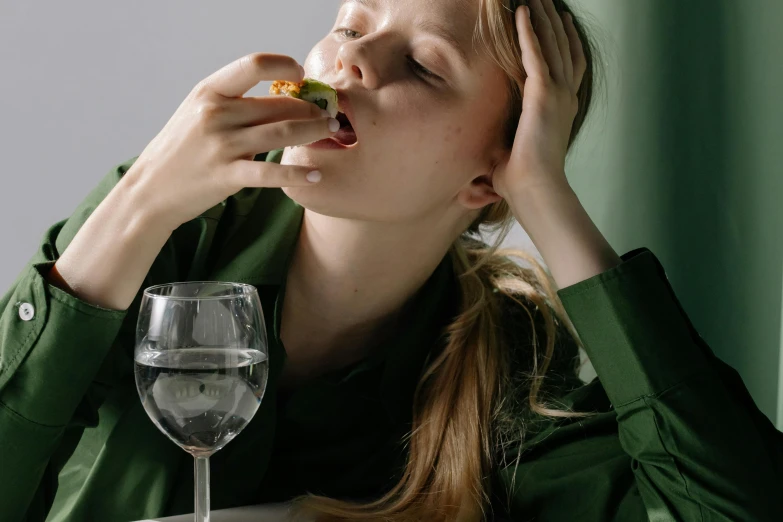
[562,12,587,94]
[220,95,328,127]
[516,6,549,81]
[234,115,339,153]
[529,0,564,84]
[540,0,573,86]
[229,161,324,190]
[201,52,304,99]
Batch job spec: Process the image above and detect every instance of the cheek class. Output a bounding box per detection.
[442,123,464,150]
[376,115,483,197]
[432,121,486,169]
[392,117,471,161]
[304,44,332,76]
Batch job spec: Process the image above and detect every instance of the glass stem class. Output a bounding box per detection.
[194,456,210,522]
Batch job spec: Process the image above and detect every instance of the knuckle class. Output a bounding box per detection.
[194,101,225,127]
[216,163,235,191]
[276,120,296,139]
[207,132,234,156]
[217,131,239,151]
[191,80,211,98]
[231,164,250,190]
[255,165,274,187]
[228,158,253,184]
[237,54,255,81]
[200,100,225,118]
[282,168,299,184]
[246,52,266,70]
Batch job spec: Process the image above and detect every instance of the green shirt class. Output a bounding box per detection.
[0,149,781,522]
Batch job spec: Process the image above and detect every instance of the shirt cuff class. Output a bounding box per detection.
[0,260,128,427]
[556,247,712,407]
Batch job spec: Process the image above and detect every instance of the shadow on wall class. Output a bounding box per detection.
[616,0,781,421]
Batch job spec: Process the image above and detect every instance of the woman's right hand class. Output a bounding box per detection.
[123,52,339,232]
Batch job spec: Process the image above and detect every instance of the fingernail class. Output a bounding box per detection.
[527,6,532,18]
[320,109,331,118]
[328,118,340,132]
[306,170,322,183]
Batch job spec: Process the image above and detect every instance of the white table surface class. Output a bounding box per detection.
[136,503,313,521]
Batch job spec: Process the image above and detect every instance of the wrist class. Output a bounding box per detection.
[45,263,76,295]
[51,176,176,311]
[507,179,578,228]
[507,181,621,289]
[118,162,181,236]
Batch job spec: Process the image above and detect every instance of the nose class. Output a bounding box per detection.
[335,39,379,88]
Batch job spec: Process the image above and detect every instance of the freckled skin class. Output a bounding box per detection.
[280,0,510,225]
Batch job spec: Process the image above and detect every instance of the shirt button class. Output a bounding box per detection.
[18,302,35,321]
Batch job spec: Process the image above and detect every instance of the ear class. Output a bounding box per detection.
[456,166,503,211]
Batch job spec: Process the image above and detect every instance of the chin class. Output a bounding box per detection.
[282,184,356,219]
[279,149,363,219]
[283,185,401,223]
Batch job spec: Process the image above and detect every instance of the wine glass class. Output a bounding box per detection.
[133,282,269,522]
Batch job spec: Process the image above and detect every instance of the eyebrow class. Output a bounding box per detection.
[339,0,471,67]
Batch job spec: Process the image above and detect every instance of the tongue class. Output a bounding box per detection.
[332,125,357,146]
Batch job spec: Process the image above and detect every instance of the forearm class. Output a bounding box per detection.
[52,166,174,311]
[507,179,622,290]
[556,249,783,519]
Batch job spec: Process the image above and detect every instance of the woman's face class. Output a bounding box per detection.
[282,0,510,225]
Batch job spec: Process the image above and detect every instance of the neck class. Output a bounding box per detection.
[280,208,462,373]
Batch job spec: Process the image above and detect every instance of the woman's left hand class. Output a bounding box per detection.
[492,0,587,202]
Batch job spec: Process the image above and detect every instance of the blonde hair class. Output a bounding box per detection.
[293,1,603,520]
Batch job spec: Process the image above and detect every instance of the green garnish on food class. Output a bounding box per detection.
[269,78,340,118]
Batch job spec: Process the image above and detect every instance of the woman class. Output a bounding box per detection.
[0,0,780,520]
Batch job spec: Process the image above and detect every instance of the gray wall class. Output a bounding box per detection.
[1,1,780,427]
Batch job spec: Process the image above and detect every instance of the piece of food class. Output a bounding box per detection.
[269,77,357,147]
[269,78,340,118]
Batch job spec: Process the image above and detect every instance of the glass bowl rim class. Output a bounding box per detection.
[142,281,258,301]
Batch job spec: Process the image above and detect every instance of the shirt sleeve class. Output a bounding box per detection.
[499,247,783,521]
[0,157,138,521]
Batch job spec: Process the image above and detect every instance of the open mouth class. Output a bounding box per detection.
[332,111,358,146]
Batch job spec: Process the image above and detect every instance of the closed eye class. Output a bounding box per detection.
[407,57,440,81]
[333,27,443,83]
